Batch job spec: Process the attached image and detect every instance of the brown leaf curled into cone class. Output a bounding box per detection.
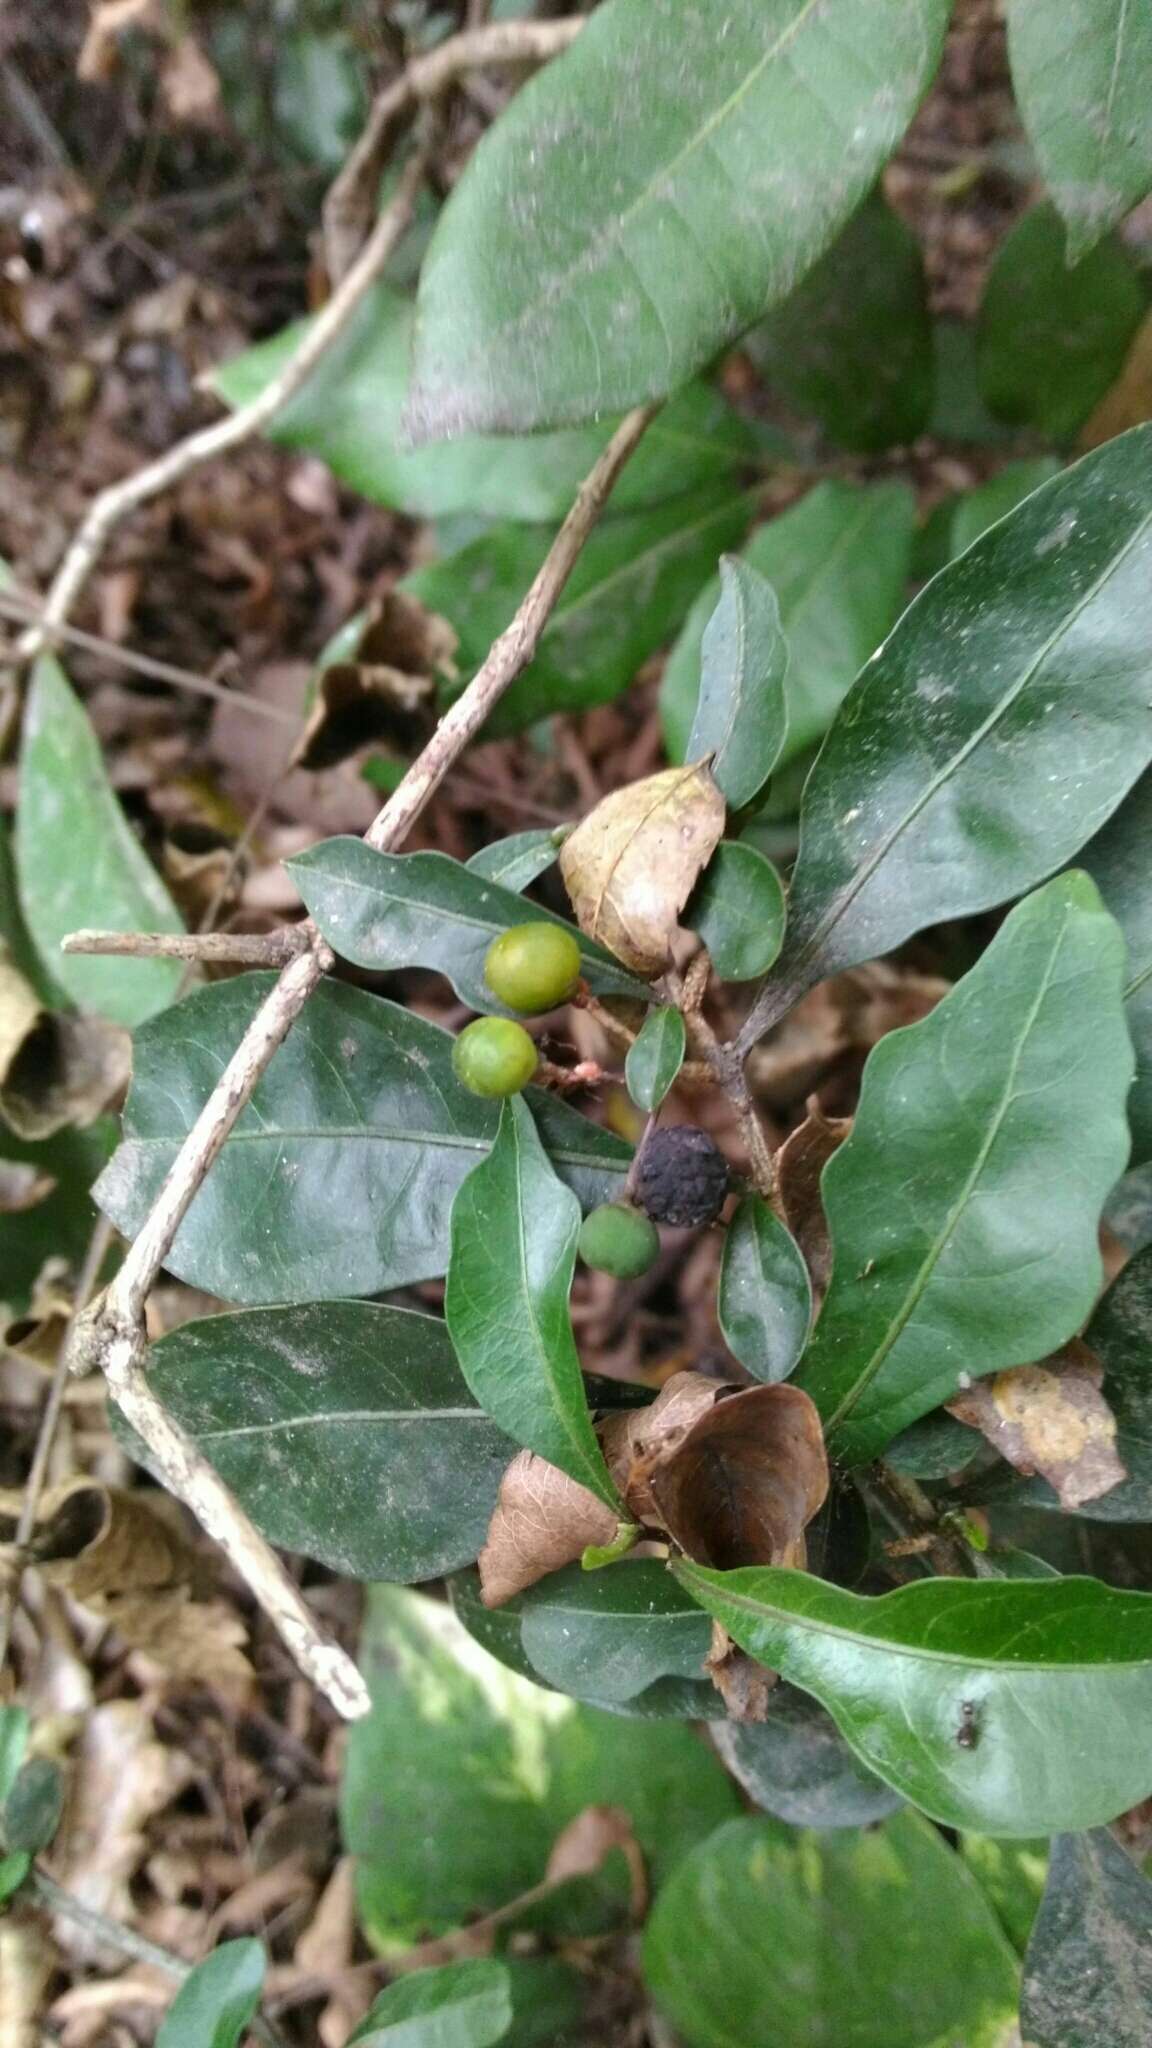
[649,1384,829,1570]
[776,1096,853,1295]
[477,1448,619,1607]
[600,1370,725,1525]
[294,591,457,771]
[559,762,725,976]
[946,1338,1127,1511]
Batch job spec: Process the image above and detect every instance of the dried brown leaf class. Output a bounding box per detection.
[776,1096,853,1294]
[0,1160,56,1212]
[76,0,164,82]
[559,762,725,976]
[546,1804,647,1917]
[748,963,948,1106]
[293,592,457,772]
[946,1338,1126,1510]
[0,1913,57,2048]
[650,1384,829,1569]
[705,1622,777,1723]
[0,1008,131,1142]
[599,1369,726,1524]
[49,1700,195,1962]
[477,1449,618,1607]
[0,948,43,1086]
[160,35,221,124]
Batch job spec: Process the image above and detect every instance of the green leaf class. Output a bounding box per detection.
[949,458,1063,559]
[214,285,756,521]
[96,976,629,1305]
[717,1194,811,1384]
[959,1834,1049,1955]
[446,1097,618,1507]
[407,0,951,436]
[1013,1244,1152,1524]
[114,1303,512,1581]
[3,1757,63,1853]
[687,559,789,810]
[643,1810,1019,2048]
[155,1940,266,2048]
[1021,1829,1152,2047]
[289,842,644,1011]
[1080,767,1152,1163]
[404,486,751,737]
[977,204,1145,440]
[753,429,1152,1024]
[0,1851,29,1904]
[1006,0,1152,262]
[686,841,786,982]
[661,479,916,768]
[745,191,935,452]
[0,1708,28,1806]
[518,1561,711,1704]
[347,1962,512,2048]
[793,876,1132,1462]
[711,1686,903,1829]
[344,1585,738,1949]
[675,1559,1152,1834]
[883,1409,982,1480]
[16,651,184,1026]
[500,1960,586,2048]
[625,1007,686,1112]
[466,831,562,894]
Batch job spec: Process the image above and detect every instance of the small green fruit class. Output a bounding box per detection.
[578,1201,660,1278]
[484,921,582,1014]
[452,1017,539,1098]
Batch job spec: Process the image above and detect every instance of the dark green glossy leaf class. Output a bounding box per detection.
[16,652,183,1026]
[215,284,756,520]
[711,1686,902,1828]
[347,1962,512,2048]
[676,1559,1152,1834]
[1106,1162,1152,1255]
[0,1851,28,1904]
[466,830,562,894]
[290,842,644,1010]
[625,1007,685,1112]
[1021,1829,1152,2047]
[115,1303,512,1581]
[1006,0,1152,262]
[3,1757,63,1853]
[407,0,951,436]
[717,1194,811,1384]
[96,976,629,1305]
[687,841,786,982]
[1014,1246,1152,1524]
[687,558,788,809]
[794,876,1132,1463]
[750,429,1152,1029]
[977,204,1145,440]
[644,1811,1018,2048]
[959,1834,1048,1954]
[405,487,751,737]
[518,1561,711,1704]
[447,1097,618,1507]
[500,1959,585,2048]
[344,1585,738,1948]
[155,1940,265,2048]
[883,1410,982,1480]
[746,192,935,451]
[949,458,1063,558]
[1080,768,1152,1163]
[662,480,916,768]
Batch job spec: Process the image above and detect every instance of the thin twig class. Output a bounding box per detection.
[0,590,298,725]
[872,1464,976,1578]
[62,928,304,966]
[18,145,430,666]
[662,970,780,1203]
[70,404,659,1721]
[323,17,583,279]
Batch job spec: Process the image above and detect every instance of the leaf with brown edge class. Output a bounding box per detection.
[294,592,457,772]
[651,1385,829,1571]
[946,1338,1126,1511]
[559,763,725,976]
[776,1098,853,1295]
[477,1449,618,1608]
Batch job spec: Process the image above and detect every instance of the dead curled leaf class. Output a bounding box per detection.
[546,1804,647,1918]
[0,1478,251,1687]
[706,1625,777,1724]
[946,1338,1127,1511]
[775,1096,853,1296]
[559,762,726,976]
[293,591,458,772]
[477,1450,618,1608]
[0,942,130,1141]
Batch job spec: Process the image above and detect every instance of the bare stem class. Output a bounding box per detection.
[664,972,780,1204]
[62,928,303,966]
[324,17,583,279]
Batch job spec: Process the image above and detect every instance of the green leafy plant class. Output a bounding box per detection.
[15,4,1152,2044]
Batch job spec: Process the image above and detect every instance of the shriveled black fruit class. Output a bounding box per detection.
[635,1125,729,1228]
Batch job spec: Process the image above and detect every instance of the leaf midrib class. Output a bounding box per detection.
[195,1407,487,1442]
[123,1126,628,1174]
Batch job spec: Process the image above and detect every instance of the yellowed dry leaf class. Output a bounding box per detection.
[477,1449,618,1607]
[947,1339,1126,1511]
[559,762,726,975]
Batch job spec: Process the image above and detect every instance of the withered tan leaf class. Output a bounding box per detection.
[650,1384,829,1569]
[0,1160,57,1213]
[0,1912,57,2048]
[600,1370,726,1525]
[0,947,43,1086]
[0,1009,131,1142]
[546,1805,647,1917]
[705,1623,777,1723]
[946,1338,1127,1511]
[776,1096,853,1294]
[559,762,725,976]
[477,1449,618,1608]
[49,1699,195,1962]
[293,591,457,772]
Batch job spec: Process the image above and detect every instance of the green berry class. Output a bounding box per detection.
[484,922,582,1015]
[578,1202,660,1278]
[452,1017,539,1098]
